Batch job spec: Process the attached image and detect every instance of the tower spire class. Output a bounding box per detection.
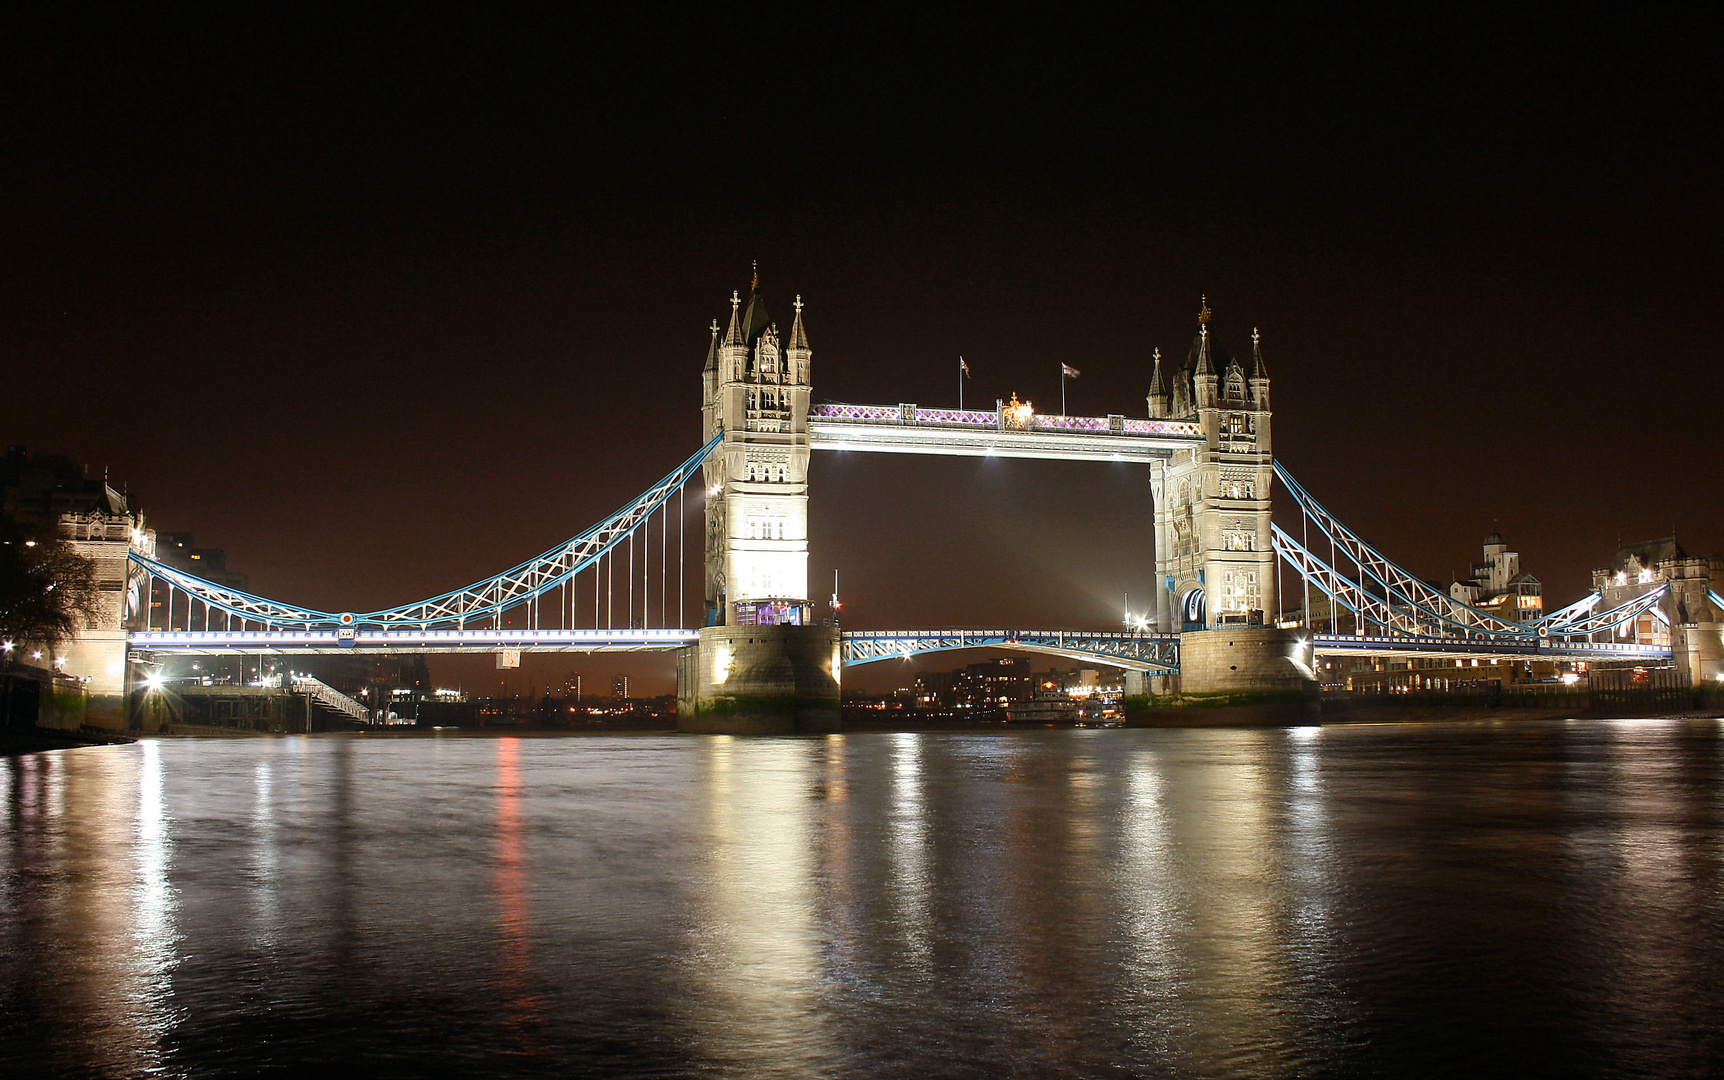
[751,259,759,293]
[1147,346,1170,419]
[789,294,809,350]
[1195,323,1214,377]
[703,318,720,373]
[1251,326,1268,380]
[723,289,745,346]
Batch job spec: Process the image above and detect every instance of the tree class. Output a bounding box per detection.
[0,516,103,655]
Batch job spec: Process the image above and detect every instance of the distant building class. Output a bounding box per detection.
[1449,533,1542,623]
[960,659,1031,708]
[611,674,630,699]
[913,670,957,708]
[156,532,248,590]
[563,672,582,699]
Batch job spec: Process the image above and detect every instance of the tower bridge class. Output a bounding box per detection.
[97,278,1717,731]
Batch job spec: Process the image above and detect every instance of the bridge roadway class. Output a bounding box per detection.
[126,627,1179,670]
[129,628,1669,669]
[1309,633,1670,662]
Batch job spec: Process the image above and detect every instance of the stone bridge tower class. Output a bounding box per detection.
[1147,298,1311,699]
[678,270,840,733]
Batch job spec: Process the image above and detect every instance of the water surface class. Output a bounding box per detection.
[3,722,1722,1078]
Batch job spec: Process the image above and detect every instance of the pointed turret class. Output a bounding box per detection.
[1249,326,1270,410]
[723,290,746,347]
[1193,324,1219,409]
[701,317,722,407]
[719,289,750,384]
[739,262,771,346]
[703,318,720,374]
[786,294,811,386]
[788,294,809,350]
[1147,346,1170,418]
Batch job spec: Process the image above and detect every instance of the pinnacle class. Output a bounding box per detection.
[789,295,809,350]
[722,290,745,345]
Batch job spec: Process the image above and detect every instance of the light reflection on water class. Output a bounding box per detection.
[2,720,1723,1078]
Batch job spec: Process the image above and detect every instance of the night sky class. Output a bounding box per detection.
[4,5,1719,693]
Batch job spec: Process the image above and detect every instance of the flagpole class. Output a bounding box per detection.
[959,356,964,411]
[1061,368,1067,416]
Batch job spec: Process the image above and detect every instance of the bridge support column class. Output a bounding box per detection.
[1174,625,1315,699]
[677,624,841,735]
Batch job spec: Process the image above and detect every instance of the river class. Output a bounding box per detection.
[3,721,1722,1078]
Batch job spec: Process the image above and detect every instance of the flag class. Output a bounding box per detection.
[1061,363,1080,378]
[959,356,971,376]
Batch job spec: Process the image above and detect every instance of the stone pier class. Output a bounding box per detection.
[677,625,841,735]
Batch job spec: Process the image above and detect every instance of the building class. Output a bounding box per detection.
[563,671,582,699]
[912,670,957,708]
[1147,299,1275,630]
[611,673,630,699]
[1592,538,1722,683]
[961,658,1031,708]
[156,532,249,591]
[1,445,155,699]
[1449,533,1542,623]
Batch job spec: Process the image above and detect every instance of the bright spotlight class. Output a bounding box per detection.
[143,673,166,690]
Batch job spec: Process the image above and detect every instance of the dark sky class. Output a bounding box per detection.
[4,4,1720,693]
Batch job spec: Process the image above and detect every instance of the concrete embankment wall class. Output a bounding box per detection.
[1125,684,1724,727]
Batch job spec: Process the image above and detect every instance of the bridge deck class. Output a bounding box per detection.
[1310,633,1671,662]
[129,628,700,656]
[808,403,1203,461]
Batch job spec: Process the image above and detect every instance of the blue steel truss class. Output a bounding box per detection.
[840,629,1180,672]
[1273,463,1667,646]
[124,439,1690,665]
[129,436,720,631]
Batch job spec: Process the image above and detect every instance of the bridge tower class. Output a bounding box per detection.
[677,272,841,733]
[1148,299,1311,698]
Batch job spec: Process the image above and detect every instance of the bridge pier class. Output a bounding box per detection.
[677,625,841,735]
[1175,626,1313,694]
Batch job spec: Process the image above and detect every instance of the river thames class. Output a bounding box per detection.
[3,721,1721,1078]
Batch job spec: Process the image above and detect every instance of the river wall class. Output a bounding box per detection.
[1124,684,1724,727]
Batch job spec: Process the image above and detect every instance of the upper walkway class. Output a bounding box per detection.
[807,402,1204,461]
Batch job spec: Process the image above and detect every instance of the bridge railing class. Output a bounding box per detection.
[810,402,1203,439]
[294,677,371,724]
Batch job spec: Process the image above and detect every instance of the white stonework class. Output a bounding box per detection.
[701,284,814,625]
[54,505,156,695]
[1149,310,1276,631]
